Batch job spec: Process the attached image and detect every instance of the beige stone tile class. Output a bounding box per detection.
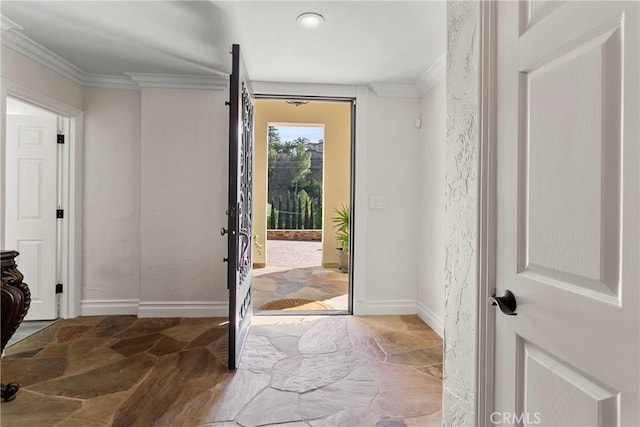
[113,318,180,339]
[64,316,108,326]
[238,335,287,373]
[185,326,227,349]
[56,326,92,342]
[254,276,278,291]
[368,361,442,419]
[270,350,365,393]
[385,346,443,367]
[148,335,187,356]
[55,418,108,427]
[1,356,67,387]
[285,287,332,302]
[2,314,444,425]
[33,342,70,359]
[30,353,155,399]
[236,388,302,426]
[162,323,215,342]
[4,321,64,355]
[414,363,443,380]
[404,411,443,426]
[66,338,126,375]
[110,333,164,357]
[300,373,378,419]
[375,330,442,355]
[206,370,271,423]
[0,389,82,427]
[83,316,136,338]
[308,407,380,427]
[65,391,130,425]
[112,348,226,427]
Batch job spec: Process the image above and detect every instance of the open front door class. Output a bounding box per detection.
[494,1,639,425]
[227,44,254,370]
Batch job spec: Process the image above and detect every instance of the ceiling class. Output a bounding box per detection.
[0,1,446,85]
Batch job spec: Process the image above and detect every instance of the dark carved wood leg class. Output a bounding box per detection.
[1,383,20,402]
[1,250,31,402]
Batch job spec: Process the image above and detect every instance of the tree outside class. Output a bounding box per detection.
[267,125,323,230]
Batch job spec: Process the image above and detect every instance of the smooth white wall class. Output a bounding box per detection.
[361,91,421,313]
[82,87,141,304]
[416,79,446,335]
[139,88,229,316]
[1,47,84,317]
[1,47,83,110]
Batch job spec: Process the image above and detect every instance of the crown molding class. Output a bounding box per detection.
[2,18,443,95]
[125,73,227,90]
[81,74,139,90]
[1,29,87,86]
[369,53,446,98]
[252,81,358,98]
[1,26,226,90]
[368,83,421,98]
[415,53,446,96]
[1,15,22,31]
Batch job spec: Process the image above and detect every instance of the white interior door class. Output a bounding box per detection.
[494,1,639,426]
[5,112,59,320]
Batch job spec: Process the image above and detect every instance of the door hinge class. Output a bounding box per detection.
[55,283,63,294]
[57,134,65,144]
[56,209,64,219]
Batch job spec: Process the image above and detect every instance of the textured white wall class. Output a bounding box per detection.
[443,1,480,425]
[82,87,141,302]
[362,91,421,312]
[417,78,446,336]
[139,88,229,313]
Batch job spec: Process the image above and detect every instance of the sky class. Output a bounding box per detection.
[273,125,324,143]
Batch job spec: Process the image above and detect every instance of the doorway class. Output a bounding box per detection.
[3,96,70,321]
[250,99,353,314]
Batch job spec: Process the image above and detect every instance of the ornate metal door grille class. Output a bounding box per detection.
[227,44,253,370]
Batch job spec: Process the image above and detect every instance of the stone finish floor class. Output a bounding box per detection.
[255,240,349,312]
[1,315,442,427]
[253,267,348,311]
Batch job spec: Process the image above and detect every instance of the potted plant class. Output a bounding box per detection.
[332,205,350,272]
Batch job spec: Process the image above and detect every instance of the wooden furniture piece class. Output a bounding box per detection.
[1,250,31,402]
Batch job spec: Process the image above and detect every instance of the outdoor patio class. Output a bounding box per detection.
[253,240,349,312]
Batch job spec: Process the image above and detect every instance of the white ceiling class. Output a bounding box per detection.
[0,1,446,85]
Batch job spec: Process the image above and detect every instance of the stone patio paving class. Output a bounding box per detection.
[253,240,349,312]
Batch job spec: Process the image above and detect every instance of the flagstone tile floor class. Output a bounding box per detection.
[1,315,442,427]
[254,240,349,312]
[253,266,348,311]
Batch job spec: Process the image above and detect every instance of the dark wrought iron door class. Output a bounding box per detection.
[227,44,253,370]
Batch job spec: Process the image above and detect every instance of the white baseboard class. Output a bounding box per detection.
[356,299,417,315]
[80,299,139,316]
[137,301,228,318]
[416,300,444,337]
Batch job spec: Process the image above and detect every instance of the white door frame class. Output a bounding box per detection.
[251,82,369,315]
[1,78,84,319]
[476,1,498,425]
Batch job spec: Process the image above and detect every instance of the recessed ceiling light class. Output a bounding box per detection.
[297,12,324,29]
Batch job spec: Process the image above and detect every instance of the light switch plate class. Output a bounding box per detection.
[369,196,386,210]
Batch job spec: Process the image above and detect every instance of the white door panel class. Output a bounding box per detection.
[495,1,638,426]
[5,114,59,320]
